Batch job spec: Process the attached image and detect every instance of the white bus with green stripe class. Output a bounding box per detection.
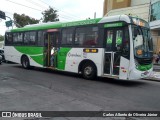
[4,15,153,80]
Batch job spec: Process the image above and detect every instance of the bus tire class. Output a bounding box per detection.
[82,62,97,80]
[22,56,30,69]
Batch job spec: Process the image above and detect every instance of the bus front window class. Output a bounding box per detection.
[132,26,153,60]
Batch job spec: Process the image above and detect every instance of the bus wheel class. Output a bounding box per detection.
[82,63,96,80]
[22,56,30,69]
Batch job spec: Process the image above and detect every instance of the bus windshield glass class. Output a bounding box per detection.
[132,25,153,58]
[130,17,153,59]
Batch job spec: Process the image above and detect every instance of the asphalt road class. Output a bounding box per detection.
[0,63,160,120]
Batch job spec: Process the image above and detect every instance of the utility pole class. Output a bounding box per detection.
[148,0,151,22]
[0,10,6,20]
[94,12,96,19]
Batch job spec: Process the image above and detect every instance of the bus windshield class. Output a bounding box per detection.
[132,25,153,59]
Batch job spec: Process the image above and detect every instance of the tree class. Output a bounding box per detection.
[42,6,59,22]
[0,35,4,41]
[13,13,40,27]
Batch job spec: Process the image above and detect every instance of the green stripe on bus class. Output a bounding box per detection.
[57,47,71,70]
[14,46,44,65]
[104,22,123,28]
[136,64,152,71]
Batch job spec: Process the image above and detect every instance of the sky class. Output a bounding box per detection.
[0,0,104,35]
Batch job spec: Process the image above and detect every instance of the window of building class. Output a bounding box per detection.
[75,26,98,47]
[150,1,160,21]
[61,28,74,45]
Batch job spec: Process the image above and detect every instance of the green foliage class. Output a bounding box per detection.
[13,13,40,27]
[0,35,4,41]
[42,6,59,23]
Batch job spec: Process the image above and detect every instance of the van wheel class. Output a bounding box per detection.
[82,63,96,80]
[22,56,30,69]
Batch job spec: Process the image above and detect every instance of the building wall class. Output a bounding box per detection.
[112,0,131,9]
[150,0,160,53]
[105,4,150,22]
[103,0,131,16]
[154,36,160,54]
[103,0,150,16]
[151,30,160,54]
[131,0,150,6]
[103,0,107,16]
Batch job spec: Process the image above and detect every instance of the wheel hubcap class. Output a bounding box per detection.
[84,66,92,76]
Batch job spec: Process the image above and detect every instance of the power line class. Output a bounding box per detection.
[5,0,82,22]
[37,0,82,19]
[58,11,82,20]
[25,0,48,10]
[38,0,50,7]
[36,0,80,20]
[59,15,76,21]
[58,13,80,21]
[5,0,42,12]
[58,9,82,19]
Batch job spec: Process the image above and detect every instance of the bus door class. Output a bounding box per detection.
[45,29,59,67]
[104,28,124,76]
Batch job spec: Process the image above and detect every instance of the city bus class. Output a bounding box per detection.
[4,15,153,80]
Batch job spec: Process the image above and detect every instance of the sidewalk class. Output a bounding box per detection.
[143,64,160,82]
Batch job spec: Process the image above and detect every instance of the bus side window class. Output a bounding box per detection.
[24,31,36,46]
[38,31,45,46]
[61,28,74,45]
[24,32,30,45]
[13,32,23,45]
[75,26,98,47]
[29,31,36,45]
[5,33,13,45]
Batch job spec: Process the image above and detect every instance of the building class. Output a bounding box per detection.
[103,0,160,53]
[103,0,150,21]
[150,0,160,54]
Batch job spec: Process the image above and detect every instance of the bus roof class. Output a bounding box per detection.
[11,18,102,32]
[9,15,135,33]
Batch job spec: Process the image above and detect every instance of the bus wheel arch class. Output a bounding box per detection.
[21,55,30,69]
[78,60,97,80]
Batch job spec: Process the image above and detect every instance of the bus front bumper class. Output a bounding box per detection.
[129,68,153,80]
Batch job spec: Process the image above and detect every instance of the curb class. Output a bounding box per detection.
[142,77,160,82]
